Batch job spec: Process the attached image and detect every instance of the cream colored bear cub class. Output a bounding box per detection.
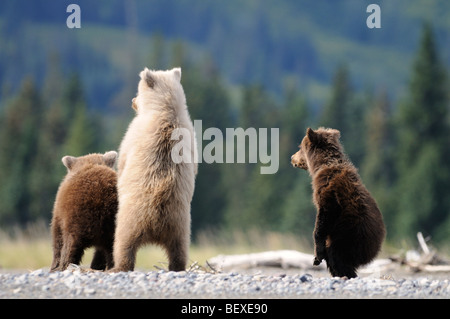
[111,67,197,272]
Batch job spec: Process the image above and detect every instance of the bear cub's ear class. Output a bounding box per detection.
[140,67,155,88]
[62,156,77,170]
[173,67,182,82]
[131,97,138,111]
[327,128,340,139]
[306,127,319,144]
[103,151,118,168]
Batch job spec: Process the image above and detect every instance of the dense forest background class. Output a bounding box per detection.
[0,0,449,247]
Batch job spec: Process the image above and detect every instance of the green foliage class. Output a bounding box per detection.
[319,65,351,133]
[280,174,315,239]
[318,65,369,166]
[63,105,100,157]
[0,11,449,247]
[361,90,397,237]
[277,83,314,235]
[1,0,450,111]
[0,72,106,226]
[394,24,450,241]
[0,78,44,224]
[182,59,234,233]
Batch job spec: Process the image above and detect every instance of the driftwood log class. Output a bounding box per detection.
[207,233,450,275]
[401,232,450,273]
[208,250,326,271]
[207,250,393,274]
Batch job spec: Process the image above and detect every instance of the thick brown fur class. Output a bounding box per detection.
[291,127,385,278]
[50,151,118,271]
[111,68,197,272]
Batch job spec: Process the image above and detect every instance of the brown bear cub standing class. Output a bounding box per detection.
[50,151,118,271]
[291,128,385,278]
[111,68,197,272]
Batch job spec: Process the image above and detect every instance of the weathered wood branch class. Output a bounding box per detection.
[207,233,450,275]
[208,250,326,271]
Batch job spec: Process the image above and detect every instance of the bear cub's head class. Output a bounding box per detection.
[291,127,342,172]
[133,67,183,114]
[62,151,118,172]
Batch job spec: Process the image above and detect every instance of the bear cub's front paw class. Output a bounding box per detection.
[313,256,322,266]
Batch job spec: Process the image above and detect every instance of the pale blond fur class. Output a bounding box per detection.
[112,68,197,272]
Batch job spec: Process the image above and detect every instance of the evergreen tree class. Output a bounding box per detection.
[182,61,234,236]
[397,24,448,166]
[42,52,64,106]
[0,78,44,225]
[61,73,85,122]
[395,24,450,242]
[171,40,188,69]
[63,105,99,156]
[223,84,280,230]
[363,91,393,185]
[280,173,316,238]
[240,84,279,129]
[28,100,68,223]
[279,82,315,235]
[320,65,351,134]
[149,32,167,70]
[319,65,368,166]
[28,53,68,222]
[361,90,396,238]
[61,73,101,157]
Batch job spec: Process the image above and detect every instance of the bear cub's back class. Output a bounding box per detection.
[54,153,118,234]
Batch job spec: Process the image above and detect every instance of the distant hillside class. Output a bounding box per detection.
[0,0,449,110]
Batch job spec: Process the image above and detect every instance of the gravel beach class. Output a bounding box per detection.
[1,266,449,299]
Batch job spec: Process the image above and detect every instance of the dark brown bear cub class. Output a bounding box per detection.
[291,128,385,278]
[50,151,118,271]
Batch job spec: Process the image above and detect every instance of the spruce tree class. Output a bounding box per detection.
[395,24,450,242]
[224,84,281,230]
[63,104,98,157]
[149,32,166,69]
[397,24,448,168]
[320,65,351,135]
[182,62,234,235]
[61,73,100,157]
[361,90,396,238]
[280,84,315,234]
[0,78,43,225]
[28,100,68,223]
[319,65,367,166]
[28,53,67,222]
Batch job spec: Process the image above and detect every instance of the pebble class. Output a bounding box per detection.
[0,267,448,299]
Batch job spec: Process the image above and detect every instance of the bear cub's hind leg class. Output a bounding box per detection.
[326,247,357,278]
[50,221,63,271]
[166,237,188,271]
[90,247,114,270]
[110,221,141,272]
[58,235,84,271]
